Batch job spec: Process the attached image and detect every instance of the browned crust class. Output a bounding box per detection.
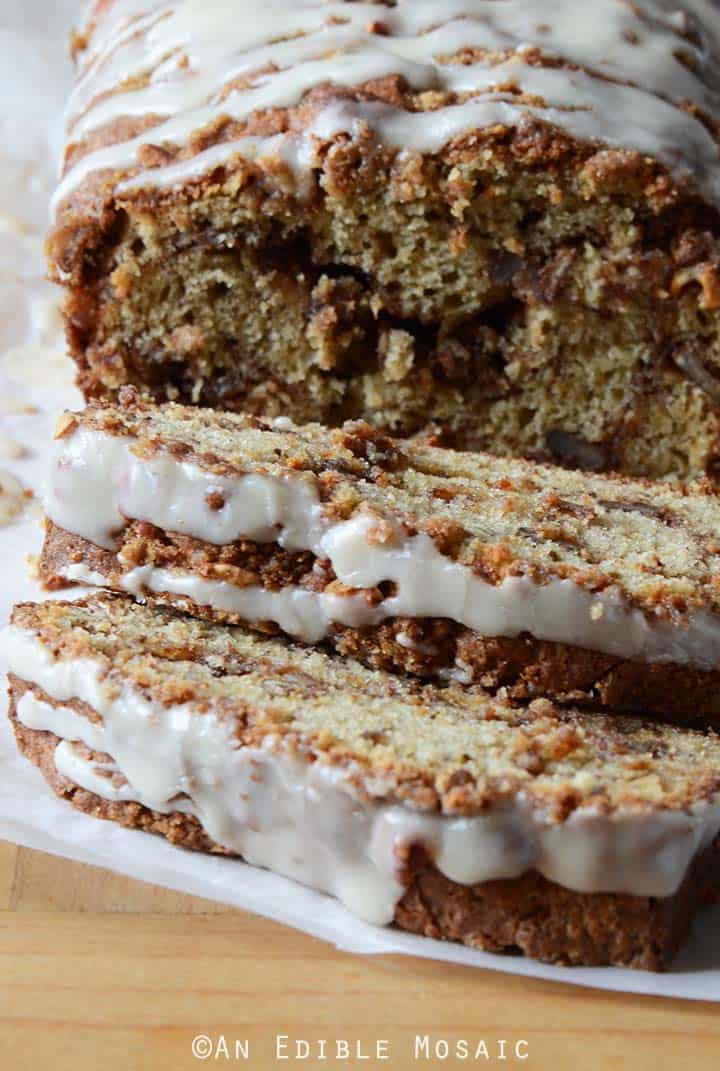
[40,519,720,727]
[40,518,320,594]
[340,625,720,727]
[395,843,720,971]
[10,681,226,856]
[8,681,719,971]
[52,75,699,239]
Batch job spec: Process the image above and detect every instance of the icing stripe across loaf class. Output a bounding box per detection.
[56,0,720,211]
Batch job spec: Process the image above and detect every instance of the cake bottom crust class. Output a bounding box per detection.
[10,682,719,971]
[41,522,720,727]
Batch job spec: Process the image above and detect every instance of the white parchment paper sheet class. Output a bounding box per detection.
[0,0,718,1001]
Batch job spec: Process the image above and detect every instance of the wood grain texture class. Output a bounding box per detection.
[0,846,718,1071]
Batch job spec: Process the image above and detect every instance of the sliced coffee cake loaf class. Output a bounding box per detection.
[41,398,720,724]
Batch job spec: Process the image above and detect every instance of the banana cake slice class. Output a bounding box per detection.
[4,593,720,970]
[50,0,720,481]
[41,397,720,725]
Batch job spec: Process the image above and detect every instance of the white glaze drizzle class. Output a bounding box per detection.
[8,633,720,912]
[54,0,720,213]
[46,426,720,669]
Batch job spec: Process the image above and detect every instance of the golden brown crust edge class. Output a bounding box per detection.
[8,678,719,971]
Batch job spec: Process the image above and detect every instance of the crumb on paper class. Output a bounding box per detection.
[27,497,43,524]
[0,287,72,392]
[25,553,39,580]
[0,469,28,527]
[0,397,39,415]
[54,412,78,439]
[0,434,26,460]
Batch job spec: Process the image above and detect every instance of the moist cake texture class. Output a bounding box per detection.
[4,593,720,969]
[50,0,720,480]
[41,398,720,722]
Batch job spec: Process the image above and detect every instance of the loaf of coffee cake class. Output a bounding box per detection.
[50,0,720,479]
[40,399,720,723]
[5,594,720,970]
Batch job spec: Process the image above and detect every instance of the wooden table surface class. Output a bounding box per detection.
[1,842,718,1071]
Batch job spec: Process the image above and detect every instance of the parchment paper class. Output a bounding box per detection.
[0,0,718,1002]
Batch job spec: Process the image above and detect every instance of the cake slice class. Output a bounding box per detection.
[4,593,720,970]
[50,0,720,481]
[41,398,720,725]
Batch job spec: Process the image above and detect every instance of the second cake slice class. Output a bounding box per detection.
[42,396,720,724]
[5,593,720,970]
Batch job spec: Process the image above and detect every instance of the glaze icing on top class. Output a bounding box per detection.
[55,1,720,212]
